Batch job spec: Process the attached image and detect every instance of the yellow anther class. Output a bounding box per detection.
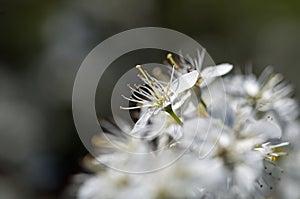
[167,53,179,69]
[136,65,148,80]
[268,156,277,161]
[136,65,161,99]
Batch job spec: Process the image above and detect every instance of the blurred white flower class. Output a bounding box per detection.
[78,170,139,199]
[79,152,225,199]
[168,50,233,87]
[76,54,300,199]
[178,102,284,197]
[225,66,299,122]
[89,119,151,170]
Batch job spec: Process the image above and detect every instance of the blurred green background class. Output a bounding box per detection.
[0,0,299,198]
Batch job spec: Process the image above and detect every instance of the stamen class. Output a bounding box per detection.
[139,85,157,100]
[136,65,161,99]
[270,142,289,149]
[120,105,151,110]
[167,53,179,69]
[131,91,147,101]
[144,70,166,91]
[121,95,146,104]
[254,142,289,162]
[166,66,175,95]
[136,65,151,84]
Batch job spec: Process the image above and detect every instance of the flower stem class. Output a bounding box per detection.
[164,104,183,125]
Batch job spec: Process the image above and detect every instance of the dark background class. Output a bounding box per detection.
[0,0,299,198]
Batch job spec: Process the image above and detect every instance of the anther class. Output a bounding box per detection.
[167,53,179,69]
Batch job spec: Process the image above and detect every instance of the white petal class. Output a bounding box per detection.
[244,119,282,140]
[130,110,154,134]
[182,101,197,117]
[235,165,260,192]
[201,63,233,79]
[243,77,260,97]
[171,70,199,94]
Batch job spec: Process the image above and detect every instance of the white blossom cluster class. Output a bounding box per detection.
[77,50,299,199]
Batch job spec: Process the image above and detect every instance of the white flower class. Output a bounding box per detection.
[76,51,299,199]
[121,65,199,134]
[78,170,140,199]
[166,51,233,118]
[79,152,224,199]
[225,66,299,122]
[168,50,233,87]
[134,155,206,199]
[87,119,153,172]
[177,102,283,197]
